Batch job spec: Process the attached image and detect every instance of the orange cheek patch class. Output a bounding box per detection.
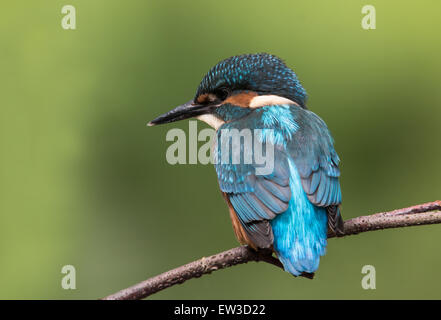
[223,91,258,108]
[196,93,217,104]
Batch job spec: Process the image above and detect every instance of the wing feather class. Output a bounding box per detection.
[215,105,344,248]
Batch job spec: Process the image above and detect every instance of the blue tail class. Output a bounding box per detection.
[270,159,328,276]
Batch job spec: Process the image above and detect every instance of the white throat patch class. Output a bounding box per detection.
[197,114,225,129]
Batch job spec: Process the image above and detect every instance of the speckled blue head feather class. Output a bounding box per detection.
[195,53,308,107]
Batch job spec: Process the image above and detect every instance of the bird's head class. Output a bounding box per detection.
[148,53,307,129]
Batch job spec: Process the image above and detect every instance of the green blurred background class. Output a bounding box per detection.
[1,0,440,299]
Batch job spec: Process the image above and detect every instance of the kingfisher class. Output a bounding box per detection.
[149,53,344,277]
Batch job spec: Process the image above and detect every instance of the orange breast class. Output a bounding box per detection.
[221,192,257,250]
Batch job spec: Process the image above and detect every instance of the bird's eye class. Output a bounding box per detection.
[216,87,230,101]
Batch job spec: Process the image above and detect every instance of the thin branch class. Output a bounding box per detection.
[102,200,441,300]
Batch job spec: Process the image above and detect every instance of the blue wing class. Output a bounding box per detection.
[214,104,343,251]
[287,108,344,234]
[214,115,292,248]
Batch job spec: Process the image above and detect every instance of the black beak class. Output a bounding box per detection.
[148,100,214,126]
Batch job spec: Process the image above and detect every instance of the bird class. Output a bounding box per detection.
[149,53,344,277]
